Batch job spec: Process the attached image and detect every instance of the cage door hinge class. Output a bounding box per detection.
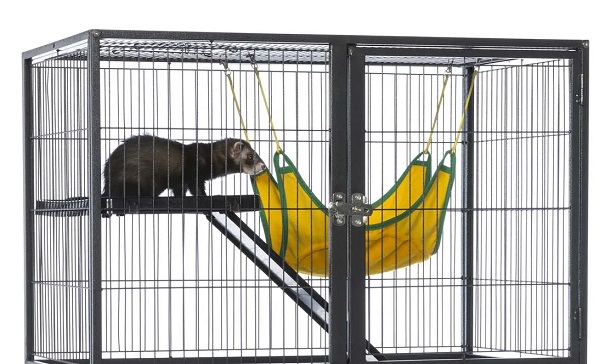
[329,192,373,227]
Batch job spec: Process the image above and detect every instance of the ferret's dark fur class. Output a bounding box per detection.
[102,135,266,199]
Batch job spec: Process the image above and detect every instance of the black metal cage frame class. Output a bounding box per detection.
[23,30,589,364]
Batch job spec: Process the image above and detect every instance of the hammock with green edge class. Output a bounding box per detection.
[224,60,476,276]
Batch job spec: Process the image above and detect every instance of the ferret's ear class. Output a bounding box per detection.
[230,140,244,158]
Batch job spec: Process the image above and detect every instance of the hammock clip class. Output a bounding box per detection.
[220,58,231,76]
[328,192,373,227]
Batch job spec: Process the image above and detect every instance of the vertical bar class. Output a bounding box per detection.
[87,30,103,364]
[571,43,588,364]
[329,41,349,364]
[461,66,476,356]
[347,48,366,364]
[579,42,589,364]
[23,55,34,363]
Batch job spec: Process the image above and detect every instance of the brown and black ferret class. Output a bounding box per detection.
[102,135,266,199]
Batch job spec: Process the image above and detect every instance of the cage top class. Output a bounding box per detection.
[26,29,584,66]
[31,38,505,67]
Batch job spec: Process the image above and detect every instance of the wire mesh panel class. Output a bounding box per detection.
[472,59,571,358]
[363,56,574,361]
[97,41,331,361]
[30,54,91,362]
[98,41,331,361]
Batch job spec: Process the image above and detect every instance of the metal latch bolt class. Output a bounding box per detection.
[329,192,373,227]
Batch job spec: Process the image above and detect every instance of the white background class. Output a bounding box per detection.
[1,0,605,362]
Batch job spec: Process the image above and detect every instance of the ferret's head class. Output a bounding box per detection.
[227,139,267,176]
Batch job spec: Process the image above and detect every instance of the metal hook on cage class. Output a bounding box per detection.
[446,61,453,74]
[220,56,231,76]
[248,53,259,70]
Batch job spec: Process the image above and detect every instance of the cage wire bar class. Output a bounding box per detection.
[23,30,588,364]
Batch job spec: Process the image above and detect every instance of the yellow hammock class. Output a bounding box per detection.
[252,150,454,276]
[224,60,476,276]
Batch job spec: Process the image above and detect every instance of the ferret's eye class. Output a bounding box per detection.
[247,154,254,161]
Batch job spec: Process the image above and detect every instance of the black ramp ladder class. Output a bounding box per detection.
[206,210,387,361]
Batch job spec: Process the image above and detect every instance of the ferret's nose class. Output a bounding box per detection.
[256,162,267,174]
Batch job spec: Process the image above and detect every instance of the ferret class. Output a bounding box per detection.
[102,135,266,199]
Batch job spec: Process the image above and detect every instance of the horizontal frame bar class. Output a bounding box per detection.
[378,358,574,364]
[32,355,328,364]
[22,30,90,60]
[30,353,575,364]
[356,46,580,61]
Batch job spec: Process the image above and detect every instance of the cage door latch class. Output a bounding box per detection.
[329,192,373,227]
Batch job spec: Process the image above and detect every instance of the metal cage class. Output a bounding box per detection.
[23,30,588,364]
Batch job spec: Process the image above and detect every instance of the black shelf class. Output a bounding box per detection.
[34,195,261,217]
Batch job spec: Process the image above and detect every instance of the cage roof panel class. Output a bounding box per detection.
[32,38,506,66]
[98,39,331,64]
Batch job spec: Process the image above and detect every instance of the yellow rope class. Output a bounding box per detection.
[451,69,479,154]
[252,63,283,153]
[423,71,451,155]
[222,62,251,143]
[223,57,475,156]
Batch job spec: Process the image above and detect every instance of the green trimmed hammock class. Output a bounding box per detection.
[252,150,455,276]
